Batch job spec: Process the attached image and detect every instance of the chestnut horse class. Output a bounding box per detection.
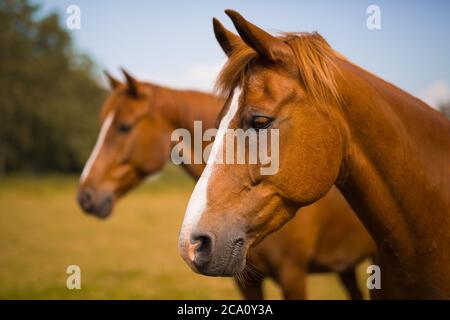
[179,10,450,299]
[77,70,375,299]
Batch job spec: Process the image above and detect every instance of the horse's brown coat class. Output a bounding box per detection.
[179,10,450,299]
[78,70,375,299]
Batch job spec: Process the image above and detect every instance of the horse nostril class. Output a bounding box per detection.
[190,232,215,270]
[233,237,244,248]
[78,189,94,212]
[195,235,213,254]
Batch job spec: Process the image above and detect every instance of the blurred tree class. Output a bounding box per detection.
[0,0,106,174]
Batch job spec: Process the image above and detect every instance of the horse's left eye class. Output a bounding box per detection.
[117,123,132,134]
[250,116,273,130]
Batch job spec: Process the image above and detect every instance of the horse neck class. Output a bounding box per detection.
[335,60,450,271]
[148,84,223,179]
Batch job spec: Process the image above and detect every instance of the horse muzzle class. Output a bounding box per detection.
[179,228,248,276]
[77,187,114,219]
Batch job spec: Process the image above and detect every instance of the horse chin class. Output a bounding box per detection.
[196,255,246,277]
[223,254,247,276]
[98,200,113,218]
[90,196,114,219]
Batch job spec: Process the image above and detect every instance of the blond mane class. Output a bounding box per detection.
[215,32,341,102]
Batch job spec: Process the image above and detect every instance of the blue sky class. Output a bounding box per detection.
[37,0,450,107]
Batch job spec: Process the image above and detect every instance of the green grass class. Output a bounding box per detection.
[0,165,369,299]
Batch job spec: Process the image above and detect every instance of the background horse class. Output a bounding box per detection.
[78,70,375,299]
[179,10,450,298]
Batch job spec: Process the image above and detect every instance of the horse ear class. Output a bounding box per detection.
[104,70,121,89]
[212,18,241,57]
[120,67,139,97]
[225,9,293,62]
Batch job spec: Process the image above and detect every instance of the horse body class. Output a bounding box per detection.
[78,71,375,299]
[336,60,450,298]
[244,187,374,299]
[167,85,376,299]
[179,10,450,299]
[183,149,375,299]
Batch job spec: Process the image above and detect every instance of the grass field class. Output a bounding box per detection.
[0,165,369,299]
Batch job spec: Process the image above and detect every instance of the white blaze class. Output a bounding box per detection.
[179,89,241,243]
[80,112,115,183]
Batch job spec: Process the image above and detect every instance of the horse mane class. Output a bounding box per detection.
[215,32,341,102]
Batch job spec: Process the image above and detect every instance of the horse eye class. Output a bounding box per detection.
[250,116,273,130]
[117,123,132,134]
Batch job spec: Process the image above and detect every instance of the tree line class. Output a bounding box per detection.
[0,0,106,174]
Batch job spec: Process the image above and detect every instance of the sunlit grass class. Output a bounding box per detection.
[0,165,368,299]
